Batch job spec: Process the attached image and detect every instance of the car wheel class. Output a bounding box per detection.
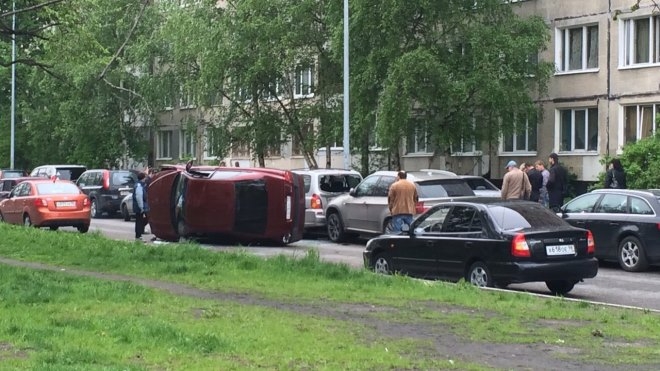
[326,212,346,243]
[121,204,131,221]
[49,226,59,231]
[545,280,575,296]
[618,236,649,272]
[23,214,35,228]
[91,199,101,219]
[467,261,493,288]
[0,212,4,223]
[373,254,392,275]
[77,224,89,233]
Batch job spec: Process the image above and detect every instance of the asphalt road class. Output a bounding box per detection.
[79,218,660,312]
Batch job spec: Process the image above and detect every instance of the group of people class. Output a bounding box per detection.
[501,153,567,211]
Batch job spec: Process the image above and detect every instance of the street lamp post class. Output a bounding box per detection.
[342,0,350,170]
[10,0,17,169]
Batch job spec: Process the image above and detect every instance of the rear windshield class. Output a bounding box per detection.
[302,175,312,193]
[318,174,362,193]
[2,171,24,178]
[487,203,568,230]
[417,179,475,198]
[54,167,87,181]
[112,171,137,187]
[36,183,81,195]
[464,178,498,191]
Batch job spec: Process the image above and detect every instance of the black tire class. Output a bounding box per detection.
[90,199,101,219]
[618,236,649,272]
[467,261,493,288]
[23,214,34,228]
[121,204,131,221]
[545,280,575,296]
[373,254,393,275]
[77,224,89,234]
[326,212,346,243]
[49,226,59,231]
[0,211,4,223]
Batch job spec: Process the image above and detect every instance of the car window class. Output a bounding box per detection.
[415,205,451,232]
[417,179,474,198]
[594,194,628,214]
[465,178,498,191]
[354,176,380,197]
[10,183,22,197]
[488,203,568,230]
[112,171,137,187]
[443,206,479,233]
[318,174,361,193]
[630,196,654,215]
[563,193,601,213]
[36,183,81,195]
[19,183,32,197]
[2,171,23,179]
[302,175,312,193]
[375,176,396,197]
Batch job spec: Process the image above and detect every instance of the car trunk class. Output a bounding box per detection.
[516,229,591,261]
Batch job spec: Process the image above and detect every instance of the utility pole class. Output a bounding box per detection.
[10,0,17,169]
[342,0,350,170]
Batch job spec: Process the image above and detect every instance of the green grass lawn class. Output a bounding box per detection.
[0,224,659,369]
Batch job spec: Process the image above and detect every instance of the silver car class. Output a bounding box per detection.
[292,169,363,232]
[120,193,134,221]
[325,171,475,242]
[459,175,501,198]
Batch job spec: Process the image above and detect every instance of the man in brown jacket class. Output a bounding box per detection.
[501,160,532,200]
[388,171,419,232]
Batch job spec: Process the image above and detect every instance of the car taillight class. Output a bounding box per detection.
[310,194,322,209]
[415,202,428,214]
[587,230,595,254]
[83,198,89,207]
[103,171,110,189]
[34,198,47,207]
[511,233,531,257]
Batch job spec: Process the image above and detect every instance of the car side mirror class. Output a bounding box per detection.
[349,188,356,197]
[414,227,425,235]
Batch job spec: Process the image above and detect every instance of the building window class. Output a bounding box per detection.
[231,138,250,158]
[556,25,598,72]
[503,114,537,153]
[180,129,197,158]
[294,66,315,98]
[559,108,598,152]
[264,81,280,101]
[292,124,313,156]
[406,126,434,154]
[622,15,660,66]
[157,131,173,159]
[179,87,195,109]
[204,127,223,158]
[624,104,659,144]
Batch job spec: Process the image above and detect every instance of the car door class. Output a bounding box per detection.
[561,192,602,233]
[343,175,380,231]
[365,175,397,233]
[435,205,482,280]
[2,183,22,224]
[15,183,33,223]
[590,193,630,259]
[147,170,180,241]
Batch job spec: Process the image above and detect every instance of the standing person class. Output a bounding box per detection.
[546,153,568,212]
[387,171,419,233]
[604,158,627,189]
[501,160,532,200]
[525,163,543,203]
[132,172,149,242]
[535,160,550,208]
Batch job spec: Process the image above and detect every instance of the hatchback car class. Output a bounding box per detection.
[325,170,475,242]
[76,169,138,218]
[292,168,362,232]
[148,163,305,245]
[0,179,91,232]
[363,198,598,295]
[30,165,87,182]
[560,189,660,272]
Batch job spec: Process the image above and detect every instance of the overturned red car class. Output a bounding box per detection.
[147,163,305,245]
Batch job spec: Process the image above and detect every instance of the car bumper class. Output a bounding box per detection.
[493,258,599,284]
[304,209,326,229]
[35,210,91,227]
[100,195,122,212]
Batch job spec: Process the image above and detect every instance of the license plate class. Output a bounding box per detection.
[57,201,76,207]
[286,196,292,220]
[546,244,575,256]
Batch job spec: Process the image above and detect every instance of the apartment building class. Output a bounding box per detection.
[152,0,660,183]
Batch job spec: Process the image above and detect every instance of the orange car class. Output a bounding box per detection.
[0,179,91,232]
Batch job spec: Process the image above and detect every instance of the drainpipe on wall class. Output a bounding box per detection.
[606,0,612,157]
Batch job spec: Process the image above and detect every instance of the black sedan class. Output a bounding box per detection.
[560,189,660,272]
[363,198,598,295]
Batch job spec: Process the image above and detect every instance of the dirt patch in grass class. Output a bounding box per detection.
[0,257,655,371]
[0,341,30,361]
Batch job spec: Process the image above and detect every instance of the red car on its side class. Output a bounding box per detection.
[148,164,305,245]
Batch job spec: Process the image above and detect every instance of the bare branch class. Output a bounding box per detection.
[102,77,154,117]
[98,0,149,80]
[0,0,66,18]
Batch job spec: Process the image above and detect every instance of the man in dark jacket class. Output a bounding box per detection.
[132,172,149,241]
[604,158,627,189]
[524,163,543,202]
[546,153,568,212]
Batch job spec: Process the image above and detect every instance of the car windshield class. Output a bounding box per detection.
[112,171,137,186]
[487,203,568,231]
[318,174,362,193]
[417,179,475,198]
[36,182,81,195]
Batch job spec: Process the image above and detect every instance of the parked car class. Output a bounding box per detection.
[147,163,305,244]
[76,169,137,218]
[325,170,475,242]
[30,165,87,182]
[292,168,362,233]
[0,177,44,199]
[559,189,660,272]
[459,175,501,198]
[363,198,598,295]
[120,193,135,221]
[0,179,91,233]
[0,169,28,179]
